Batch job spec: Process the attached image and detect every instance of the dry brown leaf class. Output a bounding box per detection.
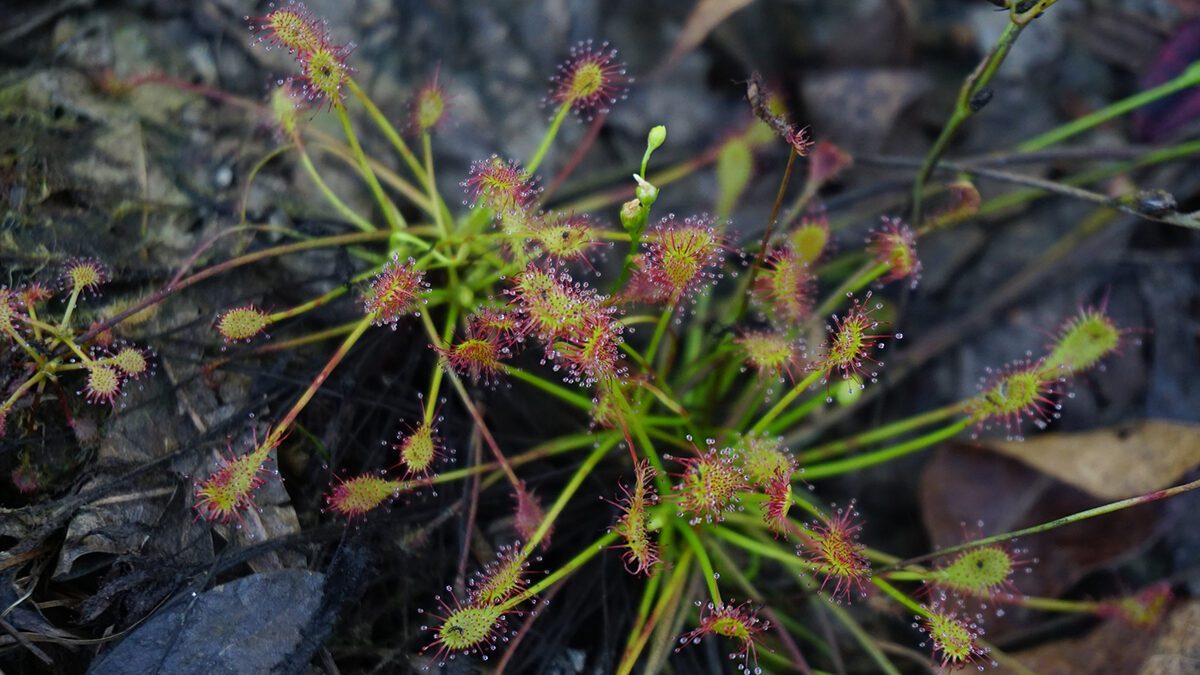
[987,420,1200,501]
[920,445,1164,602]
[1138,600,1200,675]
[1005,610,1157,675]
[659,0,754,73]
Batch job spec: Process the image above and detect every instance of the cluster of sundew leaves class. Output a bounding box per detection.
[199,5,1159,671]
[0,259,154,446]
[496,263,628,387]
[731,435,799,533]
[245,1,354,108]
[437,308,518,385]
[676,600,770,674]
[418,543,542,667]
[199,255,432,523]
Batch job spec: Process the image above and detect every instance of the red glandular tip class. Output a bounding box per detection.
[798,501,871,603]
[676,600,769,674]
[546,39,629,120]
[363,254,428,328]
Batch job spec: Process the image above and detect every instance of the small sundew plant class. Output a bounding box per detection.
[393,416,444,480]
[754,246,816,324]
[0,260,154,444]
[642,214,724,304]
[788,208,832,266]
[363,255,429,328]
[419,594,513,666]
[246,1,329,55]
[83,3,1195,671]
[467,542,532,606]
[1041,302,1130,376]
[462,155,540,214]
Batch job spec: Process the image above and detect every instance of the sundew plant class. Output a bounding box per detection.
[6,1,1200,672]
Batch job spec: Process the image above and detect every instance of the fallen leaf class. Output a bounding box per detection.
[920,444,1164,601]
[1138,599,1200,674]
[659,0,754,74]
[987,420,1200,501]
[1004,610,1157,675]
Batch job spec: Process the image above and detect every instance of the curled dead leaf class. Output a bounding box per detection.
[986,420,1200,501]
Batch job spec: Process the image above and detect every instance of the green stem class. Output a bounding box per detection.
[0,370,48,418]
[3,321,47,367]
[424,303,459,425]
[58,287,83,332]
[749,371,822,434]
[1019,61,1200,151]
[505,531,620,610]
[423,431,614,490]
[77,231,393,348]
[893,477,1200,569]
[872,577,927,616]
[822,598,902,675]
[644,307,673,376]
[344,77,426,182]
[801,418,970,480]
[676,524,722,605]
[295,135,378,233]
[1012,595,1100,614]
[527,102,571,175]
[518,437,617,559]
[502,365,595,411]
[263,314,376,450]
[421,132,448,239]
[266,269,378,324]
[617,548,693,675]
[911,19,1027,222]
[812,261,891,318]
[334,102,405,231]
[764,390,826,435]
[798,402,965,464]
